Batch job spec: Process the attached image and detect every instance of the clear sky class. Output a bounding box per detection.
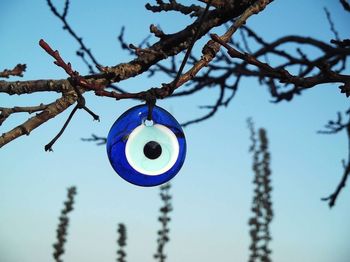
[1,1,349,262]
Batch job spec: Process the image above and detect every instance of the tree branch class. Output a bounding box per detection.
[319,108,350,207]
[0,64,26,78]
[1,1,270,149]
[211,33,350,101]
[0,91,78,148]
[340,0,350,12]
[5,0,349,150]
[0,103,52,125]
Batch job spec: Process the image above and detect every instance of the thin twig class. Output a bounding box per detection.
[47,0,100,67]
[319,108,350,207]
[0,103,51,125]
[0,64,26,78]
[211,33,350,101]
[81,134,107,145]
[172,0,212,90]
[324,7,340,41]
[45,105,78,151]
[340,0,350,12]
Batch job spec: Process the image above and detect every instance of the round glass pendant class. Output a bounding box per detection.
[106,104,186,187]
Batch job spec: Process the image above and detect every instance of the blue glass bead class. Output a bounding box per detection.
[106,104,186,187]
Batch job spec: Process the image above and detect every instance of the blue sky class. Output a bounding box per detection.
[1,1,350,262]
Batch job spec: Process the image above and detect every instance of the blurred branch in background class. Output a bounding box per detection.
[247,119,273,262]
[339,0,350,12]
[47,183,174,261]
[81,134,107,145]
[0,64,26,78]
[52,186,77,262]
[117,223,127,262]
[154,183,173,262]
[319,108,350,208]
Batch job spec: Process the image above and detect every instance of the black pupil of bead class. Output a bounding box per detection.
[143,141,162,160]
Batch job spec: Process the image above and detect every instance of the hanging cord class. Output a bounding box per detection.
[173,0,212,87]
[146,88,157,121]
[146,0,212,120]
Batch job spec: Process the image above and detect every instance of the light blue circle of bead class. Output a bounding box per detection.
[125,124,179,175]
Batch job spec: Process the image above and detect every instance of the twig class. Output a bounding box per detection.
[324,7,340,41]
[0,92,78,148]
[81,134,107,145]
[47,0,101,68]
[39,39,103,91]
[211,33,350,100]
[322,162,350,208]
[145,1,203,17]
[319,108,350,207]
[39,39,100,151]
[0,64,26,78]
[44,94,99,151]
[47,0,127,94]
[340,0,350,12]
[171,0,213,91]
[181,85,224,127]
[45,105,78,152]
[331,39,350,48]
[0,103,51,125]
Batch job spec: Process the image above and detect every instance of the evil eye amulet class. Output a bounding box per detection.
[106,105,186,187]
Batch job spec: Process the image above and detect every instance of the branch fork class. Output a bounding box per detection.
[39,39,100,151]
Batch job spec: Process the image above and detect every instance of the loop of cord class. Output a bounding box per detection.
[145,89,157,121]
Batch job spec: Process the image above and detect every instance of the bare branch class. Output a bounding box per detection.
[0,64,26,78]
[320,108,350,207]
[150,24,166,39]
[145,1,203,17]
[331,38,350,48]
[45,105,78,152]
[0,92,78,148]
[39,39,104,91]
[211,33,350,101]
[322,162,350,208]
[0,103,52,126]
[181,85,224,127]
[6,0,350,150]
[47,0,101,68]
[340,0,350,12]
[324,7,340,41]
[81,134,107,145]
[0,79,70,95]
